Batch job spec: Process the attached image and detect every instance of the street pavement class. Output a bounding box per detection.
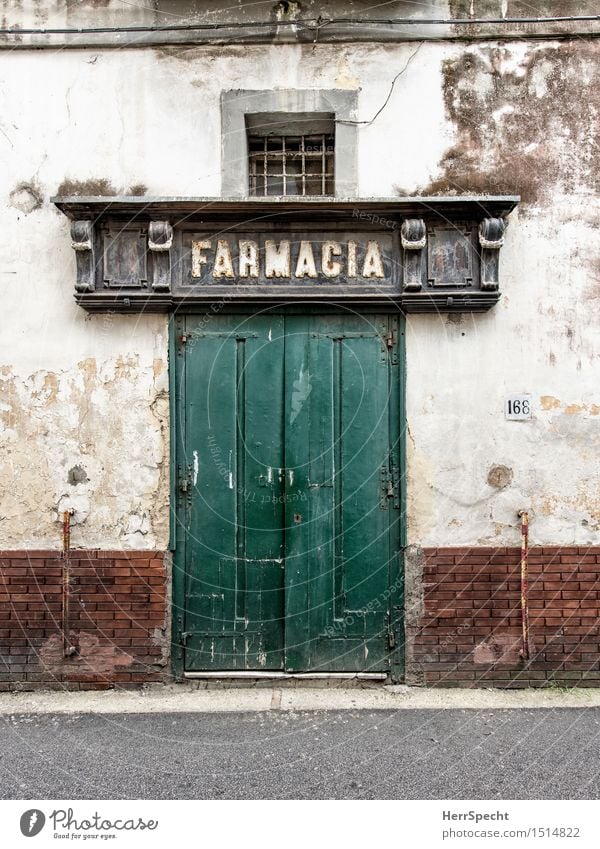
[1,707,600,799]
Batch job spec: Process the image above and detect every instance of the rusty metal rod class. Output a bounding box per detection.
[518,510,530,661]
[61,509,76,658]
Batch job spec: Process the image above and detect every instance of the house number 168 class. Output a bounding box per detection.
[505,395,532,420]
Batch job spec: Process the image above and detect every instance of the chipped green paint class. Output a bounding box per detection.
[173,313,404,676]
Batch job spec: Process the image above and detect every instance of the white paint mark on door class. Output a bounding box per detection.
[193,450,199,486]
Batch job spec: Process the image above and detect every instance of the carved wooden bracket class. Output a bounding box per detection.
[401,219,426,292]
[148,220,173,291]
[479,217,506,291]
[54,197,518,313]
[70,220,95,293]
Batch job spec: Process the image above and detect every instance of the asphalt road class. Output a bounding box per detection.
[1,708,600,799]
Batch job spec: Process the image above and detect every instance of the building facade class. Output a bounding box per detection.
[0,1,599,688]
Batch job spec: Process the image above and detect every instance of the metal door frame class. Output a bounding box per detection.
[169,308,406,681]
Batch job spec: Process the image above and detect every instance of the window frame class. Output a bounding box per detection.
[247,130,335,197]
[221,89,358,198]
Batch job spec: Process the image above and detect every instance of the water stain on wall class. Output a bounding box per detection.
[413,42,600,204]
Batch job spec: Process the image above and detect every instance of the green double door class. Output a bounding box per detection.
[174,313,403,675]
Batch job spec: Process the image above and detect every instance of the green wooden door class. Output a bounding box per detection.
[178,315,286,671]
[284,315,401,672]
[175,313,403,674]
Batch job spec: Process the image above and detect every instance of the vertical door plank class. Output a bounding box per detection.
[183,316,285,670]
[285,314,398,672]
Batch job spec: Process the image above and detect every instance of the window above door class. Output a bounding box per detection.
[248,130,335,198]
[221,89,358,197]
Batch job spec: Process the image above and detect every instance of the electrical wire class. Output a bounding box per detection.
[336,42,423,127]
[1,14,599,37]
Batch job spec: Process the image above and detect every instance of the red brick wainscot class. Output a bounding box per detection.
[409,546,600,688]
[0,551,169,690]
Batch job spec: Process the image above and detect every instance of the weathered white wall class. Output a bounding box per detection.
[1,47,174,548]
[0,203,169,550]
[0,32,597,548]
[404,42,600,547]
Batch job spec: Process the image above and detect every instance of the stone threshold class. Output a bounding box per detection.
[2,684,600,714]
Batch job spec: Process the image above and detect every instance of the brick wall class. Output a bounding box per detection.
[3,546,600,689]
[0,551,168,690]
[410,546,600,687]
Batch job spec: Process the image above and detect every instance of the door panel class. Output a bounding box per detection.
[284,315,396,672]
[179,313,401,674]
[183,316,285,670]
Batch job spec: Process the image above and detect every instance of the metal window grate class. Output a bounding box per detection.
[248,134,335,197]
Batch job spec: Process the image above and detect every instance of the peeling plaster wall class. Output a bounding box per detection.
[0,303,169,549]
[0,341,169,549]
[0,50,171,549]
[405,41,600,547]
[406,211,600,548]
[0,21,598,549]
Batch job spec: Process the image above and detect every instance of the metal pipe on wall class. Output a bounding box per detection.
[1,14,600,35]
[61,509,77,658]
[0,17,600,48]
[518,510,531,661]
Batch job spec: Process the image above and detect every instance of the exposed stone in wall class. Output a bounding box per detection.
[9,182,43,214]
[404,544,426,686]
[487,465,513,490]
